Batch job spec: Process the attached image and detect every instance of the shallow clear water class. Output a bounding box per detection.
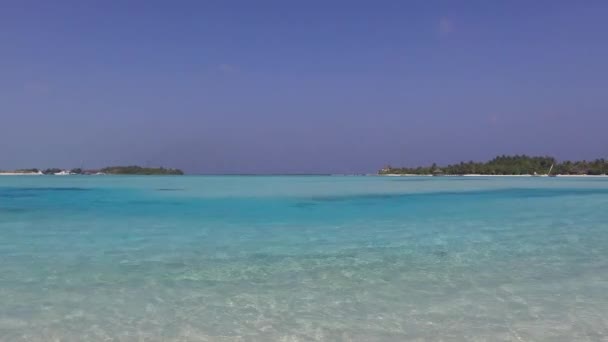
[1,176,607,341]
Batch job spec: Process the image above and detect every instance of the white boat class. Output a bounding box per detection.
[532,164,554,177]
[54,170,73,176]
[547,164,556,177]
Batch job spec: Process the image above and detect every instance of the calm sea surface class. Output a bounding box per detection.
[1,176,607,341]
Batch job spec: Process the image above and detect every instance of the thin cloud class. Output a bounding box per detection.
[438,17,454,36]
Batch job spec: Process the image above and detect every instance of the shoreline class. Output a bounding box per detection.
[380,174,608,177]
[2,172,607,177]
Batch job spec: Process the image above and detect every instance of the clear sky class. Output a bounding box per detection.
[1,1,607,173]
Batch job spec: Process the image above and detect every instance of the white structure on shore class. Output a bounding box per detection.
[0,170,44,176]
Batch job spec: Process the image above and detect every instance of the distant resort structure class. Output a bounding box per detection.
[0,166,184,176]
[379,155,608,176]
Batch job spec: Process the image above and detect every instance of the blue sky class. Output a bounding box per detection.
[1,1,607,173]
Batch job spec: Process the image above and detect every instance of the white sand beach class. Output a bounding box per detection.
[0,172,43,176]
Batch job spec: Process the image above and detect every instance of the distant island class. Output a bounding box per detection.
[380,155,608,176]
[1,166,184,176]
[99,166,184,175]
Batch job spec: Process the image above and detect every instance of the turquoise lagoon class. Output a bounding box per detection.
[1,176,607,341]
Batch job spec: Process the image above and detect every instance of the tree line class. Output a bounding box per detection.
[3,166,183,175]
[100,166,184,175]
[380,155,608,175]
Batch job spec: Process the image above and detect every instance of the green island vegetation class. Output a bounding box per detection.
[380,155,608,176]
[2,166,183,175]
[38,168,81,175]
[100,166,184,175]
[42,168,63,175]
[0,168,41,174]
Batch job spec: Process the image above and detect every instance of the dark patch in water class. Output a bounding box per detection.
[0,207,28,213]
[127,199,184,207]
[15,187,89,192]
[293,202,317,209]
[157,188,184,191]
[162,261,188,268]
[310,193,403,203]
[306,188,608,203]
[0,192,35,199]
[434,250,448,258]
[0,187,88,194]
[0,187,90,199]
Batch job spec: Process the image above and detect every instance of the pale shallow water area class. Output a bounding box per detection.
[1,176,608,341]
